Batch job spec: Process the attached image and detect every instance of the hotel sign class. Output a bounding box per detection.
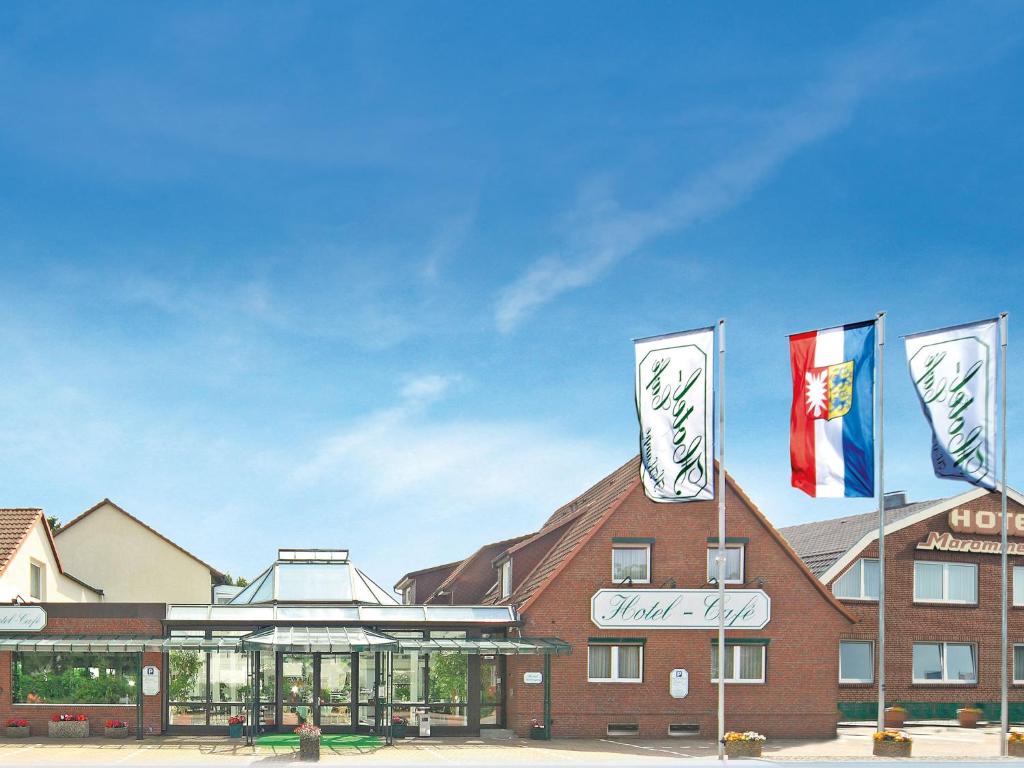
[917,532,1024,556]
[0,605,47,632]
[591,589,770,630]
[949,507,1024,537]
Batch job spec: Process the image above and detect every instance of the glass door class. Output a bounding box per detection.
[357,652,379,731]
[480,655,504,727]
[318,654,354,730]
[281,654,314,727]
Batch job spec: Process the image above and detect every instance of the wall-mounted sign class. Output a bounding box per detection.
[917,531,1024,556]
[142,665,160,696]
[949,507,1024,537]
[670,668,689,699]
[523,672,543,684]
[591,589,770,630]
[0,605,47,632]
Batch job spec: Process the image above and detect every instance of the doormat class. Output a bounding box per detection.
[256,733,383,749]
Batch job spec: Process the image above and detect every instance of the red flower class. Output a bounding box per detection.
[51,714,60,722]
[77,714,87,722]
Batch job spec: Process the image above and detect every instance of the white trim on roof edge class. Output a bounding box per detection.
[818,485,1024,585]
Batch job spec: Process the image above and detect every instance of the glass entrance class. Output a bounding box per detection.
[318,654,354,730]
[281,654,314,727]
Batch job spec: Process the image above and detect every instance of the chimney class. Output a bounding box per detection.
[883,491,908,510]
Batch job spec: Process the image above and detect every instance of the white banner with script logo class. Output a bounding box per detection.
[591,589,770,630]
[906,319,998,489]
[635,328,714,502]
[0,605,47,632]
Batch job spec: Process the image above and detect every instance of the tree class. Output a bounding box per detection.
[46,515,61,533]
[169,651,204,702]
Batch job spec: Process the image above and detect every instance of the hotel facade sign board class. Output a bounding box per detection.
[917,531,1024,556]
[591,589,770,630]
[0,605,47,632]
[949,507,1024,537]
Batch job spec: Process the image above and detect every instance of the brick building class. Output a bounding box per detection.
[781,486,1024,721]
[398,456,855,739]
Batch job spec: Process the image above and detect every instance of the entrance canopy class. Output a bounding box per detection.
[0,635,162,652]
[242,626,397,653]
[396,636,571,655]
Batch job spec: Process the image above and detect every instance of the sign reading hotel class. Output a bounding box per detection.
[0,605,47,632]
[916,507,1024,556]
[591,589,770,630]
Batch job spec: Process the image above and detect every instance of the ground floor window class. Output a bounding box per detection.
[588,643,643,682]
[712,643,765,683]
[912,642,976,683]
[1014,645,1024,684]
[839,641,873,683]
[12,652,138,704]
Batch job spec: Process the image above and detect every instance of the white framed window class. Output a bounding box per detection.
[29,561,43,600]
[588,644,643,683]
[912,642,977,683]
[401,584,415,605]
[913,561,977,604]
[499,560,512,599]
[612,545,650,584]
[839,640,874,683]
[706,545,744,584]
[1014,644,1024,684]
[832,558,879,600]
[1014,566,1024,606]
[711,644,765,684]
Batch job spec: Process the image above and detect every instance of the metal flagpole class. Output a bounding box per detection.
[875,312,886,733]
[717,318,727,760]
[1000,312,1009,756]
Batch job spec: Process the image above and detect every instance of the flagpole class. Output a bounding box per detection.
[717,318,726,760]
[1000,311,1009,756]
[875,311,886,733]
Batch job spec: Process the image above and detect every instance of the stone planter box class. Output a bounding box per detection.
[873,740,912,757]
[48,720,89,738]
[105,726,130,739]
[1008,740,1024,758]
[724,741,763,759]
[884,708,907,729]
[957,709,982,728]
[5,725,30,738]
[299,736,320,762]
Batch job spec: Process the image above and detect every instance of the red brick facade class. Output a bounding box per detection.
[505,479,853,739]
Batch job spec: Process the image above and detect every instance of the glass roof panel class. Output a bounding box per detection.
[276,562,353,601]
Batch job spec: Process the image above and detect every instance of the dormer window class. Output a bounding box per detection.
[499,560,512,599]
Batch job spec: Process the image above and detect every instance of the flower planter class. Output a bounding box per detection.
[883,708,907,729]
[48,720,89,738]
[1008,740,1024,758]
[299,736,320,762]
[957,709,982,728]
[529,726,549,741]
[724,741,763,759]
[105,726,130,739]
[873,740,912,757]
[5,726,30,738]
[228,723,243,738]
[391,723,407,739]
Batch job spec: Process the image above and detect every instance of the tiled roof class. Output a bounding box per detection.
[425,533,532,604]
[0,508,45,578]
[393,560,461,592]
[779,498,947,577]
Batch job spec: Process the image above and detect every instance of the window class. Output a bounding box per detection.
[1014,566,1024,606]
[499,560,512,598]
[711,643,765,684]
[1015,645,1024,684]
[12,652,138,704]
[912,642,977,683]
[706,546,744,584]
[914,561,977,604]
[588,644,643,682]
[612,545,650,584]
[29,561,43,600]
[401,584,415,605]
[832,558,879,600]
[839,641,874,683]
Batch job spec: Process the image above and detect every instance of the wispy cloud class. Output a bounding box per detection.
[494,2,1024,332]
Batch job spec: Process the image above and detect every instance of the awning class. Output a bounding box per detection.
[162,636,243,651]
[241,626,398,653]
[395,637,571,656]
[0,635,163,652]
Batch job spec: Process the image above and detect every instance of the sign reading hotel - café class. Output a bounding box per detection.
[591,589,770,630]
[917,507,1024,556]
[0,605,47,632]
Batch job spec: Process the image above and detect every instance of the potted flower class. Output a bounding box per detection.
[1008,731,1024,757]
[873,729,912,757]
[295,722,321,762]
[529,717,549,741]
[105,719,130,739]
[49,713,89,738]
[883,705,907,728]
[957,706,983,728]
[391,715,408,739]
[227,713,246,738]
[721,731,767,758]
[5,719,30,738]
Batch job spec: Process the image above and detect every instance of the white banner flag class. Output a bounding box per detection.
[635,327,714,502]
[905,318,998,489]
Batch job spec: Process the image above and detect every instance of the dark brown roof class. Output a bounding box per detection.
[393,560,461,589]
[425,533,532,604]
[0,508,47,578]
[57,498,226,581]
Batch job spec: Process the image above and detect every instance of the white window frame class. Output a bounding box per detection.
[1014,566,1024,607]
[839,640,875,684]
[401,584,415,605]
[711,644,766,684]
[706,544,745,585]
[499,560,512,598]
[911,641,977,684]
[29,560,43,601]
[1014,644,1024,685]
[611,544,651,585]
[832,558,879,601]
[913,561,978,605]
[587,644,644,683]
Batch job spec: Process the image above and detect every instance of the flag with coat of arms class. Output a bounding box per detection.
[789,320,876,498]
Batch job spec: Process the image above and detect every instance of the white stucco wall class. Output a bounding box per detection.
[0,518,101,603]
[55,503,216,603]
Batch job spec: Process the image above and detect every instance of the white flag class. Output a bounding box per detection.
[905,319,998,489]
[635,327,714,502]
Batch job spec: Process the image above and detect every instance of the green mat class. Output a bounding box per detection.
[256,733,383,749]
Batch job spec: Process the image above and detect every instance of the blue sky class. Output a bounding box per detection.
[1,1,1022,592]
